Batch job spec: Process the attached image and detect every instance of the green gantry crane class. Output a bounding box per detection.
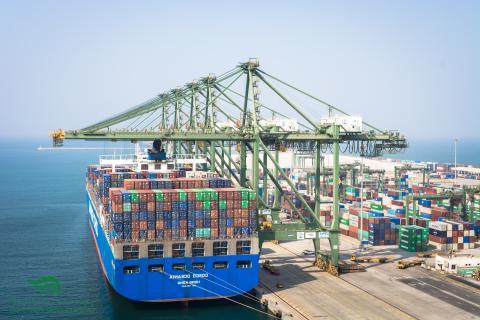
[49,59,407,274]
[464,185,480,222]
[404,191,466,225]
[394,164,430,188]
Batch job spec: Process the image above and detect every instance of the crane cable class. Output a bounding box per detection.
[191,284,280,319]
[160,268,260,303]
[182,268,262,304]
[256,69,384,133]
[196,266,261,302]
[158,269,278,319]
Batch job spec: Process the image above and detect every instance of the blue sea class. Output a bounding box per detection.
[388,138,480,165]
[0,139,268,320]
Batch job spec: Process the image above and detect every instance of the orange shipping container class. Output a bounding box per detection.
[148,230,156,241]
[155,220,164,229]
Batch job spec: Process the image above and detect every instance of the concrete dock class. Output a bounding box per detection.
[257,238,480,320]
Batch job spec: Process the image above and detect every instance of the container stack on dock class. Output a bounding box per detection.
[345,187,359,202]
[398,225,428,252]
[428,221,477,250]
[368,217,397,246]
[469,195,480,222]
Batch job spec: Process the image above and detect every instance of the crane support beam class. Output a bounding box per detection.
[62,131,404,143]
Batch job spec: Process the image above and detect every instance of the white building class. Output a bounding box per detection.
[435,253,480,273]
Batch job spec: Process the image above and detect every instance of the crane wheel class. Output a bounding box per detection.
[327,263,339,276]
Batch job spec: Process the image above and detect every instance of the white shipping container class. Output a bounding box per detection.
[349,218,359,228]
[340,211,350,219]
[419,206,431,214]
[431,243,447,251]
[258,118,299,132]
[319,116,363,133]
[429,221,448,231]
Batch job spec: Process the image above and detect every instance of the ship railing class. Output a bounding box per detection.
[99,154,136,161]
[171,154,208,160]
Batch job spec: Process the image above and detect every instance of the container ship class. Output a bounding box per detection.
[86,143,259,302]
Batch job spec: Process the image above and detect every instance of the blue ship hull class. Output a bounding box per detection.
[87,192,260,302]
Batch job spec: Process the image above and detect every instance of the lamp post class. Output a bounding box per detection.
[454,138,458,183]
[359,143,365,249]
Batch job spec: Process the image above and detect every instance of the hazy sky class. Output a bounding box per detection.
[0,1,478,139]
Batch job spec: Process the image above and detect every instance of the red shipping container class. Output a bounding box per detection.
[211,219,218,228]
[131,203,139,213]
[211,228,218,238]
[163,202,172,210]
[179,229,187,238]
[131,232,139,242]
[132,221,140,230]
[429,235,446,244]
[147,202,155,212]
[241,210,248,218]
[147,192,155,202]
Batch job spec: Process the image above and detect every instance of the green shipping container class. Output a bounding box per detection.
[219,200,227,210]
[176,189,187,201]
[194,190,204,201]
[398,225,428,252]
[457,267,480,277]
[370,203,384,211]
[153,190,164,201]
[203,201,211,210]
[130,191,139,202]
[195,228,211,237]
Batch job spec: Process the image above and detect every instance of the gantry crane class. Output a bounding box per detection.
[50,59,407,274]
[464,185,480,222]
[394,164,430,188]
[404,191,466,225]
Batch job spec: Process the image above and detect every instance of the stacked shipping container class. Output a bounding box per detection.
[399,225,428,252]
[368,217,397,246]
[88,166,257,243]
[429,221,477,250]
